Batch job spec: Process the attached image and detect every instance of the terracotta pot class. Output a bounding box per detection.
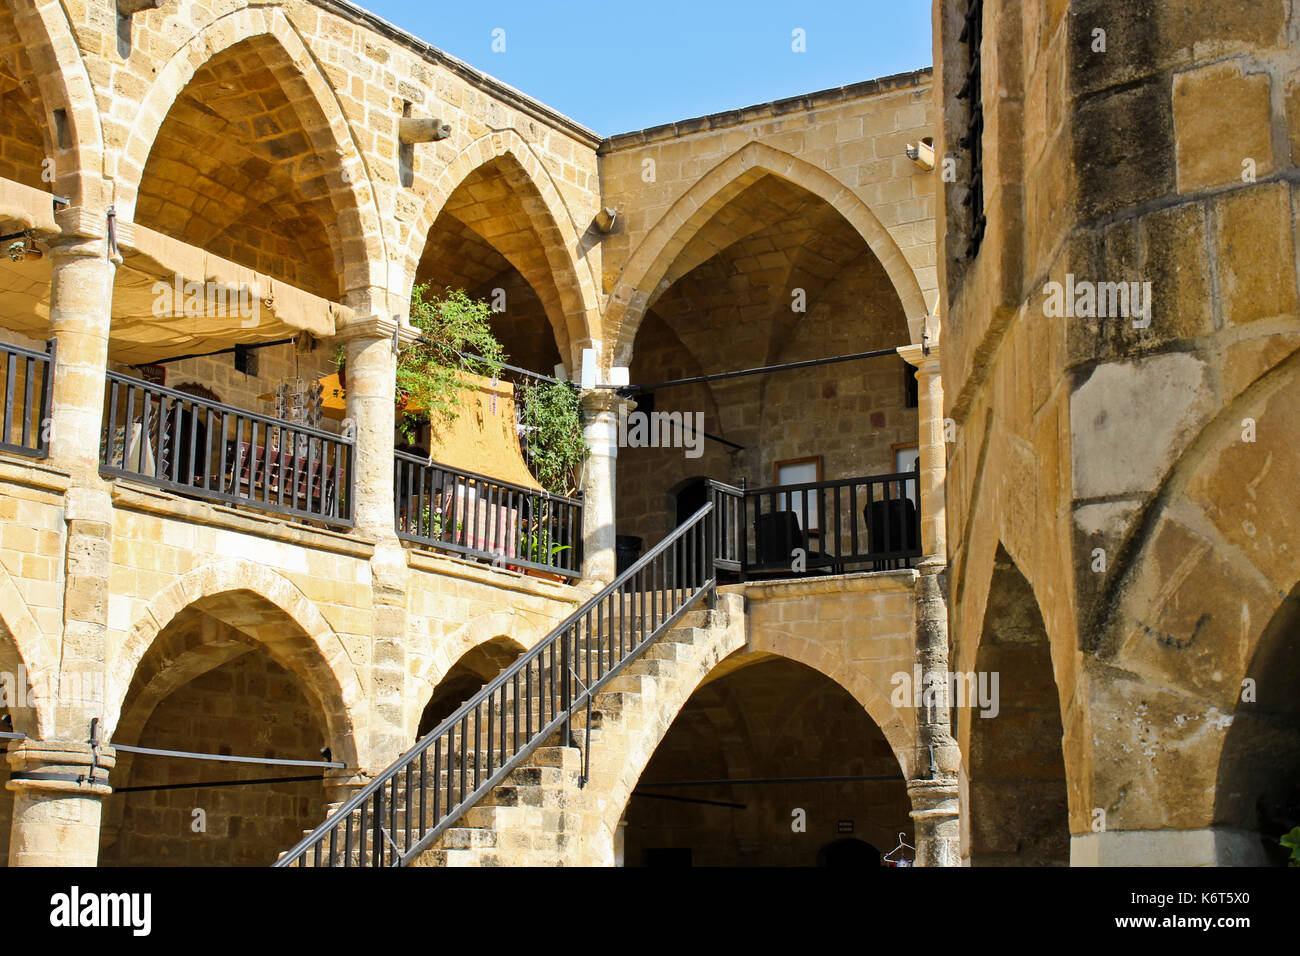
[525,568,565,583]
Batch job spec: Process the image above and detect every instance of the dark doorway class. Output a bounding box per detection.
[675,478,709,525]
[817,838,881,867]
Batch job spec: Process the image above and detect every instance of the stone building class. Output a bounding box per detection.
[0,0,1291,867]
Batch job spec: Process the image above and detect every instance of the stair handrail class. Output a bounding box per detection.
[276,500,717,867]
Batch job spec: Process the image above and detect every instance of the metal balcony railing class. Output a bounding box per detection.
[0,338,55,460]
[100,371,354,527]
[708,469,922,577]
[394,452,583,579]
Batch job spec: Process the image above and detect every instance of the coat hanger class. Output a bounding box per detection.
[883,832,915,865]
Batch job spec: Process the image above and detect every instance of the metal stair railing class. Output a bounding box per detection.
[275,501,718,867]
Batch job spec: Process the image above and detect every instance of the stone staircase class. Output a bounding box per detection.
[275,504,732,868]
[410,603,733,866]
[277,596,738,867]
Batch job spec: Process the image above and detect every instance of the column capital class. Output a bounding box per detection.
[335,314,421,347]
[579,388,624,416]
[6,737,115,797]
[897,341,942,372]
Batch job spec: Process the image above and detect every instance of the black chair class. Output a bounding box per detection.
[864,496,919,559]
[752,510,836,574]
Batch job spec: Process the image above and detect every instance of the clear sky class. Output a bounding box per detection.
[359,1,934,136]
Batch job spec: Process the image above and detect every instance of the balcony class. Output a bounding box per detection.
[98,370,354,527]
[394,453,583,580]
[709,470,921,579]
[0,338,55,460]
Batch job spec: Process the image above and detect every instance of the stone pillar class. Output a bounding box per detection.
[337,315,417,541]
[45,209,118,750]
[898,342,946,560]
[579,390,621,585]
[6,739,114,866]
[906,556,961,866]
[336,315,419,767]
[45,211,118,479]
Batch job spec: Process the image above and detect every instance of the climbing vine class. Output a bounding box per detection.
[519,379,588,496]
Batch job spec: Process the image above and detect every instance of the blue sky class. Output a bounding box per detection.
[360,1,933,135]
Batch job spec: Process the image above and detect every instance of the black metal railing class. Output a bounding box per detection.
[100,371,354,526]
[0,339,55,459]
[276,501,716,867]
[708,470,922,577]
[394,453,583,579]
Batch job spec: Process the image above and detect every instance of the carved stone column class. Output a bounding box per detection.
[6,738,114,866]
[898,341,946,560]
[335,314,419,766]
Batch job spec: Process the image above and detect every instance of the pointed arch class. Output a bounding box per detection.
[113,5,386,293]
[587,611,918,864]
[607,141,930,368]
[108,560,364,768]
[5,0,105,205]
[405,130,600,369]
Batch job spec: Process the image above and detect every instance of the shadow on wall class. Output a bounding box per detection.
[1214,580,1300,866]
[418,637,526,737]
[964,545,1069,866]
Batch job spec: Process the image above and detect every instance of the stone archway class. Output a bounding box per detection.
[100,607,335,866]
[4,0,105,204]
[623,656,913,866]
[580,592,920,866]
[113,6,385,295]
[405,130,601,369]
[109,560,364,770]
[961,545,1069,866]
[416,635,526,736]
[1077,351,1300,863]
[607,141,931,369]
[1213,580,1300,865]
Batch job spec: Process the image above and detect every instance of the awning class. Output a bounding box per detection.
[423,373,542,492]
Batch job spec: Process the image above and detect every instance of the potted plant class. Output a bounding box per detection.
[1282,826,1300,867]
[520,517,569,582]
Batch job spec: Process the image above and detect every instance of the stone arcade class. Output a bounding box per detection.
[0,0,1294,867]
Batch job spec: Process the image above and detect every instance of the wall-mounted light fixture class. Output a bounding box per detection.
[593,207,619,235]
[906,136,935,170]
[399,117,452,144]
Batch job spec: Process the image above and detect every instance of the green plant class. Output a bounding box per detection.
[417,501,460,540]
[396,284,505,443]
[1282,826,1300,866]
[519,379,588,496]
[520,520,570,566]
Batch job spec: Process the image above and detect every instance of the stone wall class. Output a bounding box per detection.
[0,0,940,867]
[934,0,1300,863]
[100,648,327,866]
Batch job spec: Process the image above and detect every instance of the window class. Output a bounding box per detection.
[774,456,823,533]
[893,443,920,512]
[957,0,986,259]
